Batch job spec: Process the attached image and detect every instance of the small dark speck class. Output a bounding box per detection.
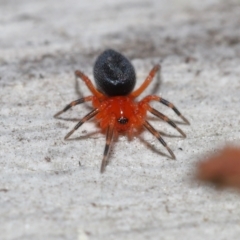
[227,37,240,46]
[79,161,81,166]
[44,40,50,45]
[0,189,8,192]
[185,56,197,63]
[45,157,51,162]
[195,70,201,76]
[28,73,35,79]
[82,130,87,134]
[165,204,170,213]
[91,202,97,207]
[223,71,230,76]
[179,148,183,151]
[39,73,45,79]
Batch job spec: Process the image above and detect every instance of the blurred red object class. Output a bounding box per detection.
[197,146,240,188]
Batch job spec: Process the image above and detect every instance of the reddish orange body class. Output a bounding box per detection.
[93,96,147,134]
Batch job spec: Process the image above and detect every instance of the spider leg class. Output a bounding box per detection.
[100,120,115,173]
[131,64,161,98]
[143,120,175,159]
[54,96,93,118]
[64,109,99,139]
[147,106,186,137]
[75,70,104,98]
[158,97,190,124]
[142,95,190,124]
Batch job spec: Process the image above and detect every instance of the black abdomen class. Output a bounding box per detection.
[93,49,136,96]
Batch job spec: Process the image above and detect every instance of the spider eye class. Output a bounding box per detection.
[118,117,128,125]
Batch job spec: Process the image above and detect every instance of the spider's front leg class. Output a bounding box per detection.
[141,95,190,125]
[75,70,104,98]
[54,96,93,118]
[131,64,161,98]
[64,109,99,139]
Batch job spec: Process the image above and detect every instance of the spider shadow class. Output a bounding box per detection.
[147,117,188,136]
[134,126,183,159]
[55,117,81,122]
[170,119,190,126]
[65,130,102,141]
[138,135,172,159]
[158,131,183,139]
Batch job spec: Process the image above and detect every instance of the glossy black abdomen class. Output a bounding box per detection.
[93,49,136,96]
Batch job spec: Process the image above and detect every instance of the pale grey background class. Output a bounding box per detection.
[1,0,240,239]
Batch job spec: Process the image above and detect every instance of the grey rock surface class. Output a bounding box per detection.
[1,0,240,239]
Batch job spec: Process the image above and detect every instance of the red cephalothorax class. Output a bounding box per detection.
[54,49,189,173]
[93,96,147,134]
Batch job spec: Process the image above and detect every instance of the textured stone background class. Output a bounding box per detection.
[1,0,240,239]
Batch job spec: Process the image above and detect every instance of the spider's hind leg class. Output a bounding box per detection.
[147,105,186,138]
[75,70,104,98]
[143,120,175,159]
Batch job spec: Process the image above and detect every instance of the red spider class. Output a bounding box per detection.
[54,49,189,173]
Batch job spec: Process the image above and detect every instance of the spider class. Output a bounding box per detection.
[54,49,189,173]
